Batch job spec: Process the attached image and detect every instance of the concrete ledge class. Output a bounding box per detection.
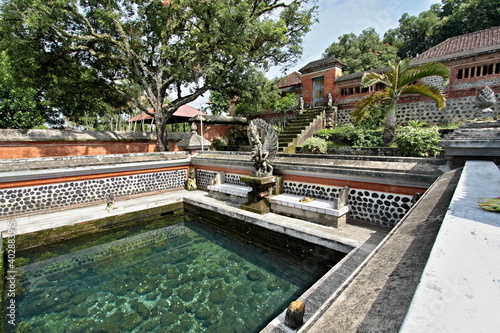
[207,183,252,197]
[270,194,349,217]
[270,194,350,229]
[400,161,500,332]
[207,183,252,205]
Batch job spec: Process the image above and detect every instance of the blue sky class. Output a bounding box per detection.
[190,0,437,110]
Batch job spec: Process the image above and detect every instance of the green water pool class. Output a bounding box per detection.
[12,211,341,332]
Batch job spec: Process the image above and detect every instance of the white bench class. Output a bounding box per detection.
[207,172,252,204]
[269,187,350,229]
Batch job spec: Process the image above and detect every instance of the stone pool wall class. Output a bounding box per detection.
[0,152,190,218]
[0,151,445,229]
[191,152,443,228]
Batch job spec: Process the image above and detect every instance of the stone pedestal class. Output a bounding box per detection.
[240,176,276,214]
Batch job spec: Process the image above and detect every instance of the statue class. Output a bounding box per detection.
[327,93,333,108]
[300,97,304,112]
[247,119,278,177]
[186,167,197,190]
[474,86,497,119]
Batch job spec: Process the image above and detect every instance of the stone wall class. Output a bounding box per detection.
[191,149,445,228]
[337,91,500,125]
[0,153,190,218]
[0,151,445,229]
[0,129,189,159]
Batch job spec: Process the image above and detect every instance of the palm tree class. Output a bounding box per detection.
[353,59,450,145]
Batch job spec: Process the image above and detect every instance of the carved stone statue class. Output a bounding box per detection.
[186,167,197,190]
[247,119,278,177]
[300,97,304,112]
[327,93,333,108]
[474,86,497,119]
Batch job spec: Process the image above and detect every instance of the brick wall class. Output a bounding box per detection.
[0,129,187,159]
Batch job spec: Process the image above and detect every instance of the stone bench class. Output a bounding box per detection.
[269,187,350,229]
[207,172,252,205]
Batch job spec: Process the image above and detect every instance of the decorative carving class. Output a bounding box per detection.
[475,86,496,109]
[327,93,333,108]
[474,86,497,119]
[186,167,197,190]
[300,97,304,112]
[247,119,278,177]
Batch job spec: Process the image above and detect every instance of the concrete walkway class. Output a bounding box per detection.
[400,161,500,332]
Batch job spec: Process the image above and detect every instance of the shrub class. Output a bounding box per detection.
[211,137,226,151]
[302,137,328,154]
[315,128,337,141]
[326,124,383,147]
[395,126,442,157]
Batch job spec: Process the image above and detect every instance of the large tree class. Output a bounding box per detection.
[353,59,450,145]
[383,6,441,59]
[1,0,316,150]
[323,28,399,74]
[209,68,297,117]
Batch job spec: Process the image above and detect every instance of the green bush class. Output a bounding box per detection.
[302,137,328,154]
[395,126,442,157]
[324,124,383,147]
[211,137,227,151]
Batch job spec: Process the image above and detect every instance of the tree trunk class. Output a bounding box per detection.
[383,103,397,146]
[155,112,169,151]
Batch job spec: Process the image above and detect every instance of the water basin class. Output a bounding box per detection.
[13,207,344,332]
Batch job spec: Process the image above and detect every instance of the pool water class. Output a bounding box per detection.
[13,213,341,332]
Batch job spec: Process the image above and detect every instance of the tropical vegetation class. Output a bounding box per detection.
[0,0,316,150]
[353,59,450,145]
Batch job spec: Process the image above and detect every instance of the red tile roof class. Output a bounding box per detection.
[173,104,203,117]
[276,72,302,88]
[128,104,204,122]
[413,26,500,62]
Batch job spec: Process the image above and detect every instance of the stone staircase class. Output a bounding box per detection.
[278,108,325,153]
[439,120,500,167]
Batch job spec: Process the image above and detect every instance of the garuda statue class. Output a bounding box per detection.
[247,119,278,177]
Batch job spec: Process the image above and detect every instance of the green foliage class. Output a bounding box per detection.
[357,103,387,128]
[316,124,383,147]
[384,7,441,59]
[211,137,227,151]
[270,93,298,113]
[301,137,328,154]
[354,59,449,145]
[211,70,296,118]
[408,120,427,128]
[208,91,230,116]
[0,85,46,129]
[315,128,338,140]
[395,126,442,157]
[333,124,383,147]
[211,128,248,151]
[0,0,316,148]
[323,28,400,74]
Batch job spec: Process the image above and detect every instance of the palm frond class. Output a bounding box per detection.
[353,90,390,123]
[401,83,447,109]
[361,72,385,88]
[400,62,450,87]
